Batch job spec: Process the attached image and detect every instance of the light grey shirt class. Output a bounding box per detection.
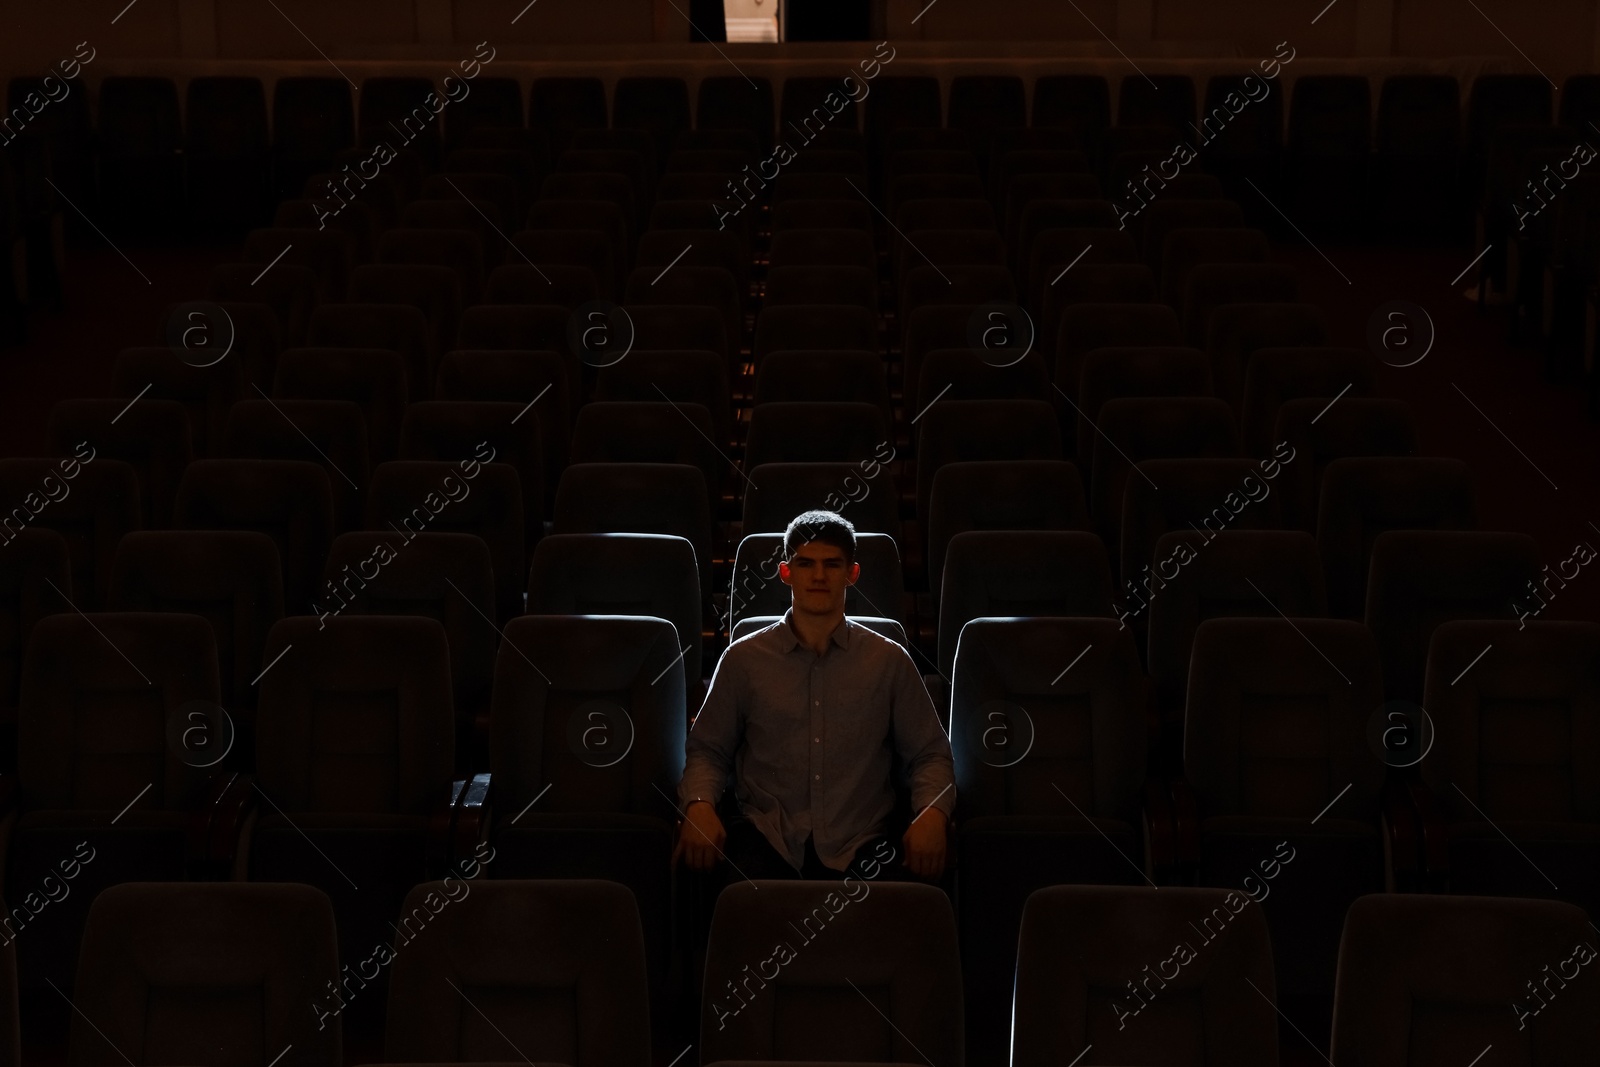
[679,610,956,871]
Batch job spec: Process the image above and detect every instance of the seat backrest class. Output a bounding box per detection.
[700,881,962,1064]
[1146,530,1328,711]
[915,400,1063,527]
[1422,620,1600,826]
[1012,885,1277,1067]
[550,463,711,603]
[938,530,1114,677]
[364,459,525,622]
[1365,531,1540,702]
[1273,397,1418,532]
[1331,894,1599,1067]
[489,614,686,820]
[46,399,192,530]
[382,879,650,1067]
[71,882,340,1067]
[1241,347,1380,458]
[109,531,284,713]
[1119,457,1284,588]
[745,402,889,469]
[224,399,369,536]
[0,458,141,612]
[400,401,547,530]
[255,615,453,815]
[1186,617,1384,819]
[176,459,333,616]
[951,617,1145,820]
[1316,457,1476,620]
[927,460,1089,598]
[320,532,496,714]
[743,462,901,540]
[20,612,219,813]
[1205,303,1330,415]
[1089,397,1240,551]
[528,533,702,684]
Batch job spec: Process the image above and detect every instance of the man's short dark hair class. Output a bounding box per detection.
[785,510,856,561]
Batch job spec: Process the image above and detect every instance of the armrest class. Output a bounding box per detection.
[1380,775,1420,890]
[1169,776,1203,884]
[186,772,255,880]
[1406,779,1451,891]
[1143,777,1177,883]
[447,773,492,873]
[426,777,469,875]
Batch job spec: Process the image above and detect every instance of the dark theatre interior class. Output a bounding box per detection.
[4,0,1600,1064]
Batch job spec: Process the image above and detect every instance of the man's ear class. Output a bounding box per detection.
[777,560,792,585]
[848,562,861,585]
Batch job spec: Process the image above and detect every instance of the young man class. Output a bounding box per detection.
[675,510,955,882]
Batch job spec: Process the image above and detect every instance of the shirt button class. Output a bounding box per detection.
[814,737,820,743]
[814,774,821,780]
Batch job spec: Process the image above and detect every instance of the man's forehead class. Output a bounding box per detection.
[791,541,848,559]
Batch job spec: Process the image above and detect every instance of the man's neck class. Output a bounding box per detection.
[789,605,845,656]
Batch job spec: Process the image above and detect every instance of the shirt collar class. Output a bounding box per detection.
[778,608,852,652]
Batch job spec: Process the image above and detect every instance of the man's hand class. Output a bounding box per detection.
[901,806,949,881]
[673,800,727,872]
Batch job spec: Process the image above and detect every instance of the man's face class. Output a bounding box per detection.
[778,539,860,615]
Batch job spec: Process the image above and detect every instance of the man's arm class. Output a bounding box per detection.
[887,647,956,879]
[675,647,744,870]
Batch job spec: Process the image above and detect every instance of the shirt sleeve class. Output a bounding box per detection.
[888,645,957,820]
[678,643,745,812]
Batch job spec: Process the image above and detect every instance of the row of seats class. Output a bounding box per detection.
[5,607,1596,1061]
[14,880,1600,1067]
